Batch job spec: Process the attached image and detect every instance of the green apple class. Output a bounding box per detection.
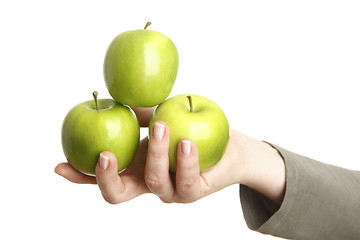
[149,94,230,172]
[61,92,140,175]
[103,22,179,107]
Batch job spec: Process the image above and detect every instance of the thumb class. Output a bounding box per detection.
[95,151,125,204]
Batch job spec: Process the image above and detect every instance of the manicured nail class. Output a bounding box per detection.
[153,122,165,140]
[181,140,191,155]
[99,153,109,170]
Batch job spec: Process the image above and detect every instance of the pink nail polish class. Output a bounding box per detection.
[99,153,109,170]
[181,140,191,155]
[153,122,165,140]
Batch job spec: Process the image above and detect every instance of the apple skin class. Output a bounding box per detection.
[149,94,230,172]
[104,29,179,107]
[61,99,140,175]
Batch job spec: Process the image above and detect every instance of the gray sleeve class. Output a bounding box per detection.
[240,143,360,240]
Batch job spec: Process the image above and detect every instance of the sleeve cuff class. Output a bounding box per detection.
[240,143,360,239]
[240,142,298,238]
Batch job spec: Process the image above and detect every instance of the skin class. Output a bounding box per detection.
[55,107,286,205]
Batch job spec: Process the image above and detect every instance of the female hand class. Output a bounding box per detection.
[56,106,286,205]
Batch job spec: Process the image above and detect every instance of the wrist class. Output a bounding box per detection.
[235,133,286,205]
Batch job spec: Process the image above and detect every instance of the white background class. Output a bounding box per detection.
[1,1,359,239]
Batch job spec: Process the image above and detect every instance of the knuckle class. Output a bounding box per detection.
[148,149,165,162]
[178,179,197,194]
[145,175,166,191]
[176,179,201,203]
[148,140,168,162]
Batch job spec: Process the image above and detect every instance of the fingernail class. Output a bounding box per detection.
[181,140,191,155]
[99,153,109,170]
[153,122,165,140]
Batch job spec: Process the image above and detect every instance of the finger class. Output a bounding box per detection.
[145,121,175,200]
[175,139,201,202]
[55,163,97,184]
[130,106,155,127]
[95,151,127,204]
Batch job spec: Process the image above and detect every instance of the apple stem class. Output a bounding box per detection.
[144,22,151,30]
[93,91,99,111]
[187,95,193,113]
